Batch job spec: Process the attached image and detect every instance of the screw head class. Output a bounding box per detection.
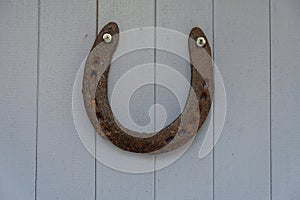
[196,37,206,47]
[103,33,112,43]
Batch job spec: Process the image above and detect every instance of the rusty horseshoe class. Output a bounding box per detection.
[82,22,214,154]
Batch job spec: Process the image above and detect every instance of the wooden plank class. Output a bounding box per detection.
[96,0,155,199]
[155,0,213,199]
[271,0,300,199]
[0,1,38,199]
[36,1,96,199]
[214,0,270,199]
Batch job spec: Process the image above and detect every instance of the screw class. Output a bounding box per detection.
[196,37,206,47]
[103,33,112,43]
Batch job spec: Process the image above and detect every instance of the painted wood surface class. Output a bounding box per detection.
[155,0,213,199]
[36,1,96,199]
[214,0,271,199]
[96,1,155,200]
[271,0,300,199]
[0,0,300,199]
[0,1,38,199]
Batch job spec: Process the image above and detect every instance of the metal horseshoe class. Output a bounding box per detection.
[82,22,214,154]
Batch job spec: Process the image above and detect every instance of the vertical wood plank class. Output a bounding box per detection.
[0,1,38,199]
[214,0,270,199]
[155,0,213,199]
[96,0,155,199]
[37,1,96,199]
[271,0,300,199]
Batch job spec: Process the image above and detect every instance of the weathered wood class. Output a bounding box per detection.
[0,1,38,199]
[214,0,270,199]
[36,1,96,199]
[271,0,300,199]
[96,0,155,199]
[155,0,213,199]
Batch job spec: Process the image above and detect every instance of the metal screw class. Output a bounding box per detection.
[103,33,112,43]
[196,37,206,47]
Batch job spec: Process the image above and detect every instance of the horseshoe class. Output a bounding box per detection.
[82,22,213,154]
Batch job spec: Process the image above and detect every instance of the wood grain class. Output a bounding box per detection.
[0,1,38,199]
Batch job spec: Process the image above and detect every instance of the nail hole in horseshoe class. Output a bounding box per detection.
[103,126,111,136]
[200,93,207,100]
[165,136,174,144]
[97,113,103,121]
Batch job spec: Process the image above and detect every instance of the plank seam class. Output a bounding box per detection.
[154,0,157,199]
[35,0,41,199]
[269,0,272,199]
[96,0,99,37]
[212,0,215,199]
[95,1,99,199]
[94,132,97,200]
